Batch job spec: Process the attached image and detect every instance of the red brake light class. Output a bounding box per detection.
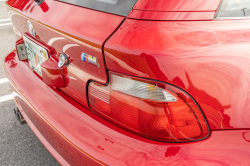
[88,72,209,142]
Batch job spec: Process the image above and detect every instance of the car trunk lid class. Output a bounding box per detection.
[7,0,126,108]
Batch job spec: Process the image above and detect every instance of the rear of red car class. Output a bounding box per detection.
[4,0,250,165]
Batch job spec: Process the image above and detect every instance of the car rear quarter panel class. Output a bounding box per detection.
[104,19,250,130]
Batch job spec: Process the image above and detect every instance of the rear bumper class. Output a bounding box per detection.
[4,50,250,166]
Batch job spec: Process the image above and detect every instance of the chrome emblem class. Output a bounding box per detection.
[58,53,69,68]
[27,20,36,37]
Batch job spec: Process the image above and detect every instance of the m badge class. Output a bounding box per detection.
[81,53,99,67]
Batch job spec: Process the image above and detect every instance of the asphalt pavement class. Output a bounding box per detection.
[0,1,60,165]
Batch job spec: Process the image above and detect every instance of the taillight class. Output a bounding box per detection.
[88,72,209,142]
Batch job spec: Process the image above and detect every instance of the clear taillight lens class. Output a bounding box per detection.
[88,72,209,142]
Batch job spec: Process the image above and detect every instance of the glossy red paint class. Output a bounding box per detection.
[5,51,250,165]
[104,18,250,130]
[41,58,69,88]
[6,0,124,107]
[127,10,215,21]
[133,0,221,11]
[4,0,250,164]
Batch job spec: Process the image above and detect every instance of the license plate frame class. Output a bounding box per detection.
[23,35,49,77]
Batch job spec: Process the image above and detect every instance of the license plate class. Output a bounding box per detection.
[23,36,49,77]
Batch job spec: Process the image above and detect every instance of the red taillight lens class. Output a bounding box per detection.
[89,72,209,142]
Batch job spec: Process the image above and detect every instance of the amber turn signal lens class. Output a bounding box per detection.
[88,72,209,142]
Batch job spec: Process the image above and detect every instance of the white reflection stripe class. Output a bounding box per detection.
[0,22,12,27]
[69,76,77,80]
[63,44,79,52]
[0,94,13,103]
[13,25,21,36]
[0,19,11,22]
[47,37,66,46]
[0,78,9,84]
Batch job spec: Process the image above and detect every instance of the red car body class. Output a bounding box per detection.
[4,0,250,165]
